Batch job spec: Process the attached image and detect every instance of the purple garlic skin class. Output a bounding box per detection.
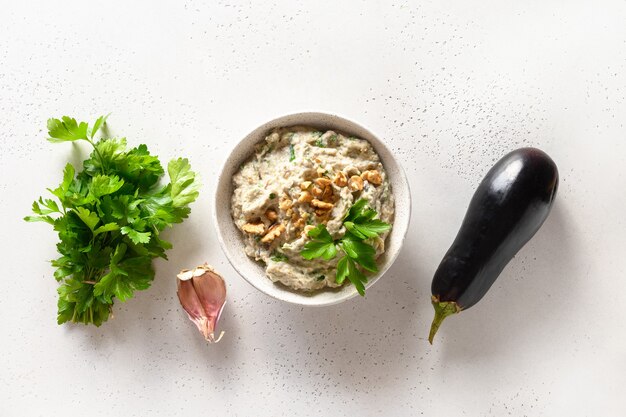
[177,264,226,343]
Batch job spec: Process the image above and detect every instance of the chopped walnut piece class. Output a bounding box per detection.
[333,171,348,187]
[279,197,293,211]
[314,209,331,221]
[316,167,326,177]
[311,199,333,210]
[241,222,265,235]
[300,181,312,190]
[361,170,382,185]
[265,209,278,222]
[261,223,286,244]
[311,186,323,198]
[293,217,305,229]
[315,178,332,188]
[321,186,333,202]
[298,191,313,203]
[348,175,364,191]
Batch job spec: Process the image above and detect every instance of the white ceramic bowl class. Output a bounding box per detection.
[213,112,411,306]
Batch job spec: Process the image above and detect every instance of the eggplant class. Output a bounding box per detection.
[429,147,559,344]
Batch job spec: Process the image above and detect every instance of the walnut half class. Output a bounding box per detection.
[361,170,382,185]
[333,171,348,187]
[348,175,364,191]
[261,223,286,244]
[298,190,313,203]
[242,222,265,235]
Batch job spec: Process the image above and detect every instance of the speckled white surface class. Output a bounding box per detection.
[1,1,625,416]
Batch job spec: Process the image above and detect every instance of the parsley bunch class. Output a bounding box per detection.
[301,199,391,296]
[25,115,200,326]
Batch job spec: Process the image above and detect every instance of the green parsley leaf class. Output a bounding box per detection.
[93,244,154,303]
[123,144,165,189]
[74,207,100,231]
[89,174,124,198]
[31,197,60,215]
[345,257,366,296]
[307,223,332,240]
[301,239,337,260]
[343,198,369,222]
[344,219,391,239]
[53,265,73,281]
[83,138,128,174]
[301,225,337,260]
[47,116,88,143]
[120,226,151,244]
[289,143,296,161]
[343,198,391,239]
[48,163,76,204]
[88,114,109,139]
[168,158,200,208]
[93,223,119,236]
[341,235,378,272]
[336,256,349,285]
[24,215,54,224]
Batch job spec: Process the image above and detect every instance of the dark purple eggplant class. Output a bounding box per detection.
[429,147,558,344]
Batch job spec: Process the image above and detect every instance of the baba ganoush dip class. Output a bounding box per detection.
[231,127,394,292]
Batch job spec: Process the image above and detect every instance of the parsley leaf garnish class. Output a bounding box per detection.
[25,115,200,326]
[340,233,378,273]
[300,224,338,260]
[289,143,296,162]
[300,199,391,296]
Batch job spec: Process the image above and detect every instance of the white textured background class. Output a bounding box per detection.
[1,1,625,416]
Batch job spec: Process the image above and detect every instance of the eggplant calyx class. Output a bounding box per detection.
[428,295,461,344]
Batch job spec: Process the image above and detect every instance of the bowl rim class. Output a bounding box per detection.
[213,110,411,306]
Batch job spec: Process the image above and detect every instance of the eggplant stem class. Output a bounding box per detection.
[428,296,461,344]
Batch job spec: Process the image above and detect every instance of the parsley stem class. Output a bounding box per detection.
[86,138,107,172]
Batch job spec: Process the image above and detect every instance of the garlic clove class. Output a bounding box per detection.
[177,264,226,343]
[192,270,226,333]
[176,278,211,340]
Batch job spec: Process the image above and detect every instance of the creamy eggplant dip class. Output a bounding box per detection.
[231,127,394,292]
